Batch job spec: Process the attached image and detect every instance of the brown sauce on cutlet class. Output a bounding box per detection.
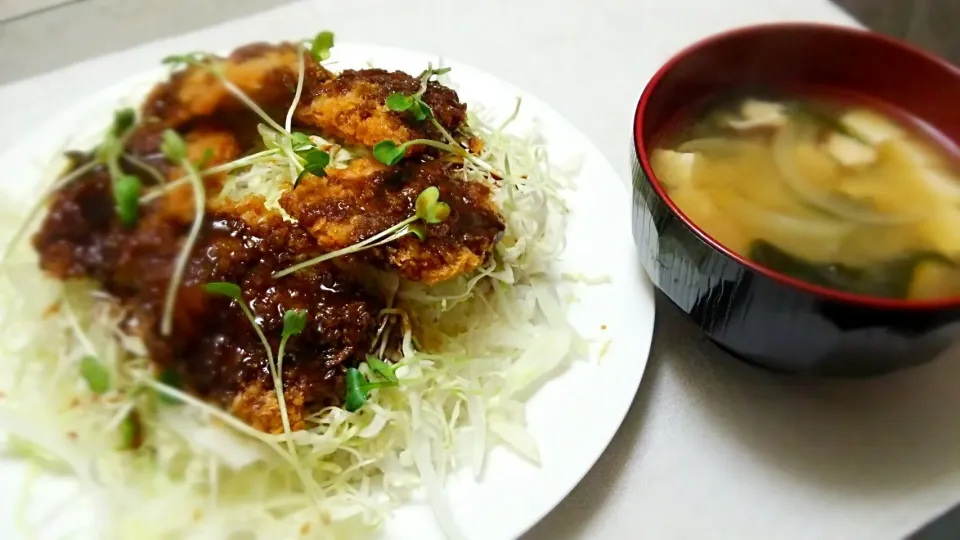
[279,158,504,283]
[29,41,505,430]
[33,164,382,428]
[316,69,467,131]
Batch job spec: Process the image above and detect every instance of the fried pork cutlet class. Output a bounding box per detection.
[280,157,504,284]
[32,129,381,433]
[142,43,333,129]
[295,69,467,152]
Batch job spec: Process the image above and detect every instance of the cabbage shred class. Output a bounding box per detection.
[0,79,581,538]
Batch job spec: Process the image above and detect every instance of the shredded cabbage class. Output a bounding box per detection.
[0,92,583,539]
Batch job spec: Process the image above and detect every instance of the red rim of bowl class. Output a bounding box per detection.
[634,22,960,311]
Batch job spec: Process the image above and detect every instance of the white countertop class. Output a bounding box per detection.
[4,1,960,538]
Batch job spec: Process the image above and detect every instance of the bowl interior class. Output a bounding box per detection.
[639,23,960,148]
[634,23,960,309]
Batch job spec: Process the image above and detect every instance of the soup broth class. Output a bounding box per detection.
[651,93,960,300]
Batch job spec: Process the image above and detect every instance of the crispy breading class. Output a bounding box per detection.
[33,41,504,432]
[295,69,467,151]
[33,130,381,434]
[280,157,504,284]
[143,43,332,128]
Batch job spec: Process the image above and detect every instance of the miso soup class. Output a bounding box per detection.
[651,93,960,300]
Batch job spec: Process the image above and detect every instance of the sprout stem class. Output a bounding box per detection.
[497,97,522,132]
[121,154,167,185]
[159,160,205,336]
[285,47,307,133]
[139,148,280,204]
[275,334,296,443]
[272,215,419,278]
[228,299,313,500]
[220,76,286,134]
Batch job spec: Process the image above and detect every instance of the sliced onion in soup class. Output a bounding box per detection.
[771,120,921,225]
[676,138,759,155]
[889,138,960,200]
[712,191,853,263]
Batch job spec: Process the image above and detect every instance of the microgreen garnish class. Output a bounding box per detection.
[145,35,339,205]
[118,410,143,450]
[162,51,286,134]
[156,369,182,405]
[344,368,369,412]
[159,129,206,337]
[308,31,335,62]
[379,64,505,176]
[98,107,145,227]
[204,283,302,456]
[385,94,414,111]
[276,309,308,432]
[122,154,167,185]
[410,102,429,121]
[114,174,142,226]
[79,355,110,394]
[365,354,398,384]
[282,309,308,340]
[161,52,216,70]
[272,186,451,278]
[111,108,136,137]
[385,94,429,120]
[408,222,427,241]
[373,138,465,166]
[291,132,313,150]
[414,186,451,223]
[197,148,215,170]
[201,281,242,299]
[160,130,187,162]
[344,356,400,412]
[297,148,331,184]
[372,140,406,166]
[417,66,452,78]
[384,66,450,123]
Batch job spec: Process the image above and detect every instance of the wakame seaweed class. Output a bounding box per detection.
[749,241,954,299]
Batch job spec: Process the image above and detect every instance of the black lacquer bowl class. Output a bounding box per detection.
[632,23,960,376]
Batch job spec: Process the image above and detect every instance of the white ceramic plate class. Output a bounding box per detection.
[0,43,655,540]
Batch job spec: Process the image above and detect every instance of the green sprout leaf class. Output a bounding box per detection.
[310,31,335,62]
[408,222,427,241]
[416,66,452,81]
[162,52,213,68]
[373,140,406,166]
[301,149,330,176]
[423,201,451,224]
[386,93,414,112]
[111,108,136,137]
[79,355,110,394]
[366,355,398,384]
[291,132,313,150]
[410,101,430,121]
[414,186,450,224]
[118,411,143,450]
[202,281,243,301]
[386,93,429,121]
[114,174,142,227]
[156,369,182,405]
[282,309,308,340]
[197,148,215,169]
[160,129,187,163]
[415,186,440,217]
[344,367,368,412]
